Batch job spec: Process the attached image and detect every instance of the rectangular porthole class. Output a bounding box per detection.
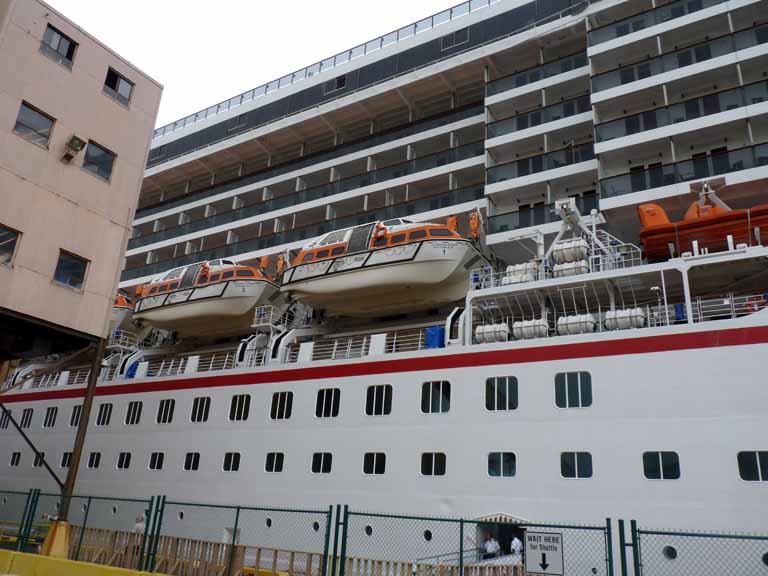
[488,452,516,477]
[125,401,143,425]
[184,452,200,471]
[315,388,340,418]
[156,399,175,424]
[485,377,518,411]
[365,385,392,416]
[265,452,284,473]
[421,381,450,414]
[95,403,112,427]
[223,452,240,472]
[561,452,593,478]
[311,452,332,474]
[270,392,293,420]
[643,451,680,480]
[42,406,57,428]
[555,372,592,408]
[190,396,211,423]
[363,452,386,475]
[421,452,446,476]
[229,394,250,421]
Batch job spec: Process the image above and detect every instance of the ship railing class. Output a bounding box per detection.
[240,348,269,368]
[198,351,238,372]
[469,266,548,291]
[692,292,768,323]
[107,330,142,351]
[311,336,371,362]
[386,328,427,354]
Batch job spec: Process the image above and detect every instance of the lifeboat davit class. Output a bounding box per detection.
[133,259,283,337]
[110,292,135,332]
[280,218,483,317]
[638,200,768,262]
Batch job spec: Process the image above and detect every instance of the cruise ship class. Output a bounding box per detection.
[2,0,768,538]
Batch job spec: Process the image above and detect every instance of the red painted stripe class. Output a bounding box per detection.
[4,325,768,404]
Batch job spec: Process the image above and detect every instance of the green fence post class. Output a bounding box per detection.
[321,505,332,576]
[73,496,91,561]
[618,520,628,576]
[630,520,641,576]
[19,489,40,552]
[459,519,465,576]
[137,496,154,571]
[331,505,342,576]
[16,489,33,552]
[605,518,615,576]
[149,495,167,572]
[338,506,349,576]
[226,506,241,576]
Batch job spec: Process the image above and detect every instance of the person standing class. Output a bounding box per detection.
[510,535,523,563]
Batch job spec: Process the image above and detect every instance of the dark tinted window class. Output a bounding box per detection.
[41,24,77,67]
[303,253,314,262]
[54,251,88,290]
[363,452,386,475]
[366,385,392,416]
[266,452,284,473]
[486,377,518,411]
[235,269,254,277]
[315,388,340,418]
[311,452,332,474]
[14,103,54,147]
[0,225,20,266]
[331,246,346,256]
[103,68,134,106]
[421,452,446,476]
[488,452,516,477]
[409,230,427,240]
[555,372,592,408]
[561,452,593,478]
[222,271,234,279]
[390,234,406,244]
[210,274,221,282]
[643,451,680,480]
[374,237,388,248]
[429,228,453,237]
[83,141,116,180]
[421,381,450,413]
[738,451,768,481]
[316,250,330,259]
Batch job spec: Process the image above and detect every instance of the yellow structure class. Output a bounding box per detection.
[0,548,161,575]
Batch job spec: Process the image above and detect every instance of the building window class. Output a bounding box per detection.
[82,141,116,181]
[190,397,211,423]
[265,452,284,473]
[53,251,88,290]
[103,68,134,106]
[486,377,518,411]
[270,391,293,420]
[87,452,101,469]
[0,225,20,267]
[311,452,332,474]
[363,452,386,475]
[125,401,142,425]
[737,451,768,481]
[223,452,241,472]
[227,114,247,132]
[421,452,447,476]
[184,452,200,471]
[325,75,347,93]
[561,452,593,479]
[13,103,54,148]
[20,408,33,429]
[69,405,83,427]
[0,410,10,430]
[643,451,680,480]
[441,27,469,51]
[148,452,164,471]
[40,24,77,68]
[156,399,175,424]
[43,406,57,428]
[228,394,250,421]
[33,452,45,468]
[366,385,392,416]
[95,403,113,427]
[488,452,516,477]
[315,388,340,418]
[116,452,131,470]
[421,381,450,414]
[555,372,592,408]
[9,452,21,468]
[60,452,72,469]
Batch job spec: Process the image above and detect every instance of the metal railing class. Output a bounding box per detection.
[487,94,591,139]
[488,193,598,234]
[486,142,595,184]
[486,51,588,97]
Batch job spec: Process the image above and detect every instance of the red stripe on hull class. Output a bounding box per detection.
[4,325,768,404]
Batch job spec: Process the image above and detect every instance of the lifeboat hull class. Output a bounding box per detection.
[640,205,768,261]
[282,239,481,316]
[134,279,284,336]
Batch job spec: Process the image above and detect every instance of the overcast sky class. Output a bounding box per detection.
[47,0,456,127]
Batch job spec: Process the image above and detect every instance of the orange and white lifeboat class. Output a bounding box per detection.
[110,292,135,332]
[133,259,283,336]
[280,218,483,317]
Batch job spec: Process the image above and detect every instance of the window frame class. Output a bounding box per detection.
[228,394,251,422]
[487,452,517,478]
[0,223,21,268]
[183,452,200,472]
[315,388,341,419]
[362,452,386,476]
[95,403,113,427]
[9,452,21,468]
[156,398,175,424]
[125,401,143,426]
[60,452,72,469]
[265,452,285,473]
[82,140,117,182]
[560,451,594,479]
[311,452,333,474]
[737,451,768,482]
[42,406,58,429]
[13,102,55,149]
[103,67,135,107]
[420,452,447,477]
[148,452,165,471]
[365,384,393,417]
[53,250,89,291]
[554,372,593,409]
[270,391,293,420]
[69,404,83,428]
[485,376,519,412]
[190,396,211,423]
[20,408,33,429]
[223,451,241,472]
[116,451,132,471]
[40,24,78,69]
[420,381,451,414]
[87,451,101,470]
[642,451,681,480]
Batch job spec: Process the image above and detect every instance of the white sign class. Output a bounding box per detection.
[525,531,564,576]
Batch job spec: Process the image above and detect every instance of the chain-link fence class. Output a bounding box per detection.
[0,489,32,550]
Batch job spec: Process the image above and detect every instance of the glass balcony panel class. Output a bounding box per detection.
[487,143,594,184]
[486,52,587,96]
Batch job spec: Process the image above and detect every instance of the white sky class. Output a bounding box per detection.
[47,0,456,127]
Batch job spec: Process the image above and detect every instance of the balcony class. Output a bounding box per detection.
[588,0,728,47]
[591,24,768,93]
[595,80,768,143]
[486,142,595,185]
[485,52,588,98]
[121,184,485,282]
[129,140,484,250]
[599,141,768,198]
[487,193,598,234]
[486,95,592,140]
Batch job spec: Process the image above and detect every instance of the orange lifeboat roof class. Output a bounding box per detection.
[139,261,267,298]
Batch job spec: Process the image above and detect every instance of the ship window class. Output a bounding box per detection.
[125,401,142,425]
[374,237,388,248]
[148,452,164,471]
[311,452,332,474]
[53,251,88,290]
[409,230,427,240]
[209,274,221,282]
[9,452,21,468]
[488,452,516,477]
[149,287,158,295]
[20,408,33,429]
[158,284,168,293]
[428,228,453,237]
[60,452,72,469]
[236,269,254,277]
[191,397,211,423]
[331,246,345,256]
[33,452,45,468]
[229,394,251,421]
[43,406,58,428]
[95,403,112,427]
[421,452,446,476]
[316,250,330,259]
[223,451,241,472]
[169,282,179,290]
[390,234,406,244]
[0,410,10,430]
[561,452,593,478]
[184,452,200,471]
[643,451,680,480]
[555,372,592,408]
[363,452,386,475]
[365,385,392,416]
[270,391,293,420]
[315,388,340,418]
[302,253,314,262]
[421,381,450,414]
[87,451,101,469]
[116,452,131,470]
[69,405,82,427]
[222,271,234,279]
[382,220,402,227]
[198,275,208,284]
[737,451,768,481]
[265,452,284,473]
[156,399,175,424]
[485,377,518,411]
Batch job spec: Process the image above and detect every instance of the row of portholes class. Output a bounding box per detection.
[364,525,432,541]
[662,546,768,567]
[172,511,321,532]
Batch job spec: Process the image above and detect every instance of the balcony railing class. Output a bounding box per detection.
[486,142,595,184]
[487,95,591,139]
[588,0,727,46]
[595,80,768,142]
[121,184,485,281]
[487,193,598,234]
[599,141,768,198]
[591,24,768,92]
[129,140,484,250]
[485,51,588,97]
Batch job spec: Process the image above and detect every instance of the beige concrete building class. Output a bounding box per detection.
[0,0,162,359]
